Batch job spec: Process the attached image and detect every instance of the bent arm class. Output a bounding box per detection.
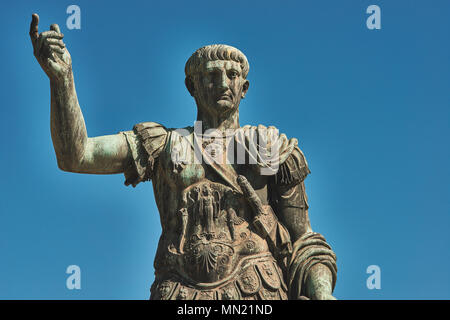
[50,73,130,174]
[29,14,130,174]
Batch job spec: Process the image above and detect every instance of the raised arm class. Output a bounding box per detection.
[30,14,130,174]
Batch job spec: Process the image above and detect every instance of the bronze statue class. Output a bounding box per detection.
[29,13,337,300]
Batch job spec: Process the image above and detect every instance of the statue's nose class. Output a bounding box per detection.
[217,72,229,89]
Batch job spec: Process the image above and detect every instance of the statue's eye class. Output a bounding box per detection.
[207,70,219,79]
[228,70,239,79]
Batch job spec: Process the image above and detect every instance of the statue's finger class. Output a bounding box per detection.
[40,30,64,40]
[50,23,61,34]
[49,45,65,55]
[45,38,65,48]
[29,13,39,43]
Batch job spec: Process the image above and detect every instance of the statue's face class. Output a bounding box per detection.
[202,185,210,195]
[188,60,249,116]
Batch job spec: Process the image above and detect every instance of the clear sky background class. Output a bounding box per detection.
[0,0,449,299]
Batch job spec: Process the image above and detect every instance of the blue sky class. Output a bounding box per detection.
[0,0,449,299]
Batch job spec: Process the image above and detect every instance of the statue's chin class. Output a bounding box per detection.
[215,100,237,112]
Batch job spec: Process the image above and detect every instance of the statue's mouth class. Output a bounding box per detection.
[217,94,232,101]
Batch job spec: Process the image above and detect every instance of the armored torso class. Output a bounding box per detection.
[121,122,315,300]
[149,128,287,299]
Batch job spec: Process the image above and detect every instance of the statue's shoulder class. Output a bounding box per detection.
[239,124,310,186]
[239,124,297,140]
[122,121,169,187]
[133,121,168,140]
[131,121,169,155]
[132,122,197,164]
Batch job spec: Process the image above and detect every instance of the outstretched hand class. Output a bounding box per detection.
[29,14,72,80]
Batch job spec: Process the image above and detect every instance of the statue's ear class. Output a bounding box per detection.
[185,77,195,97]
[241,80,250,99]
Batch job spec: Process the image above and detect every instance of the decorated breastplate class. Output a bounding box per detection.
[168,181,270,284]
[154,130,272,284]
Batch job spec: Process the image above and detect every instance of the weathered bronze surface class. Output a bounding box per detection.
[30,13,338,300]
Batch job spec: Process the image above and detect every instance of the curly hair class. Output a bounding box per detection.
[185,44,250,79]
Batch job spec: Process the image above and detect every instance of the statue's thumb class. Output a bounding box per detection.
[50,24,61,34]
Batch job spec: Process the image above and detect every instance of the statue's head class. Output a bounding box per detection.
[185,44,250,117]
[202,184,211,196]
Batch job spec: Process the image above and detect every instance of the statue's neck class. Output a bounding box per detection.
[196,108,240,133]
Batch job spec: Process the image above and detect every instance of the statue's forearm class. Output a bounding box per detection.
[50,72,88,171]
[305,263,335,299]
